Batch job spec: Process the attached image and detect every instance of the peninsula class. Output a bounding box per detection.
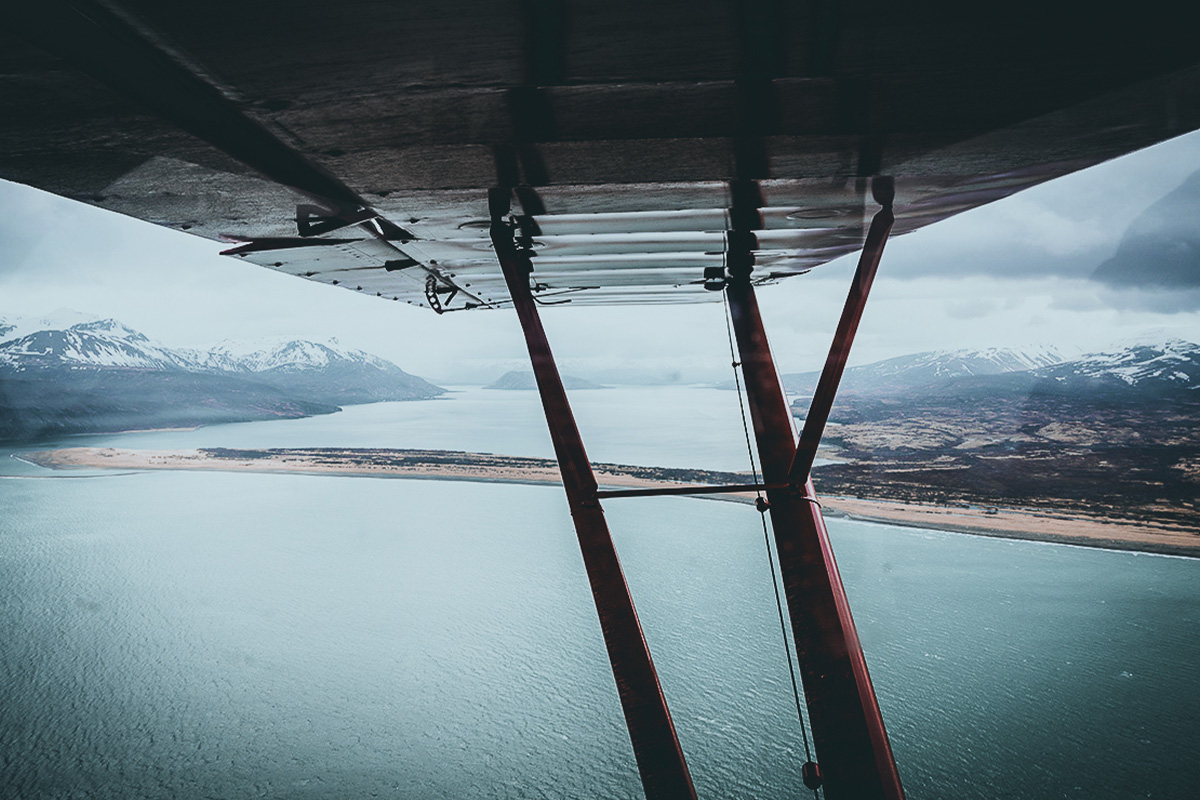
[21,446,1199,558]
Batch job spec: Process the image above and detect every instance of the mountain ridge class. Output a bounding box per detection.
[779,341,1198,399]
[0,313,443,441]
[785,340,1200,529]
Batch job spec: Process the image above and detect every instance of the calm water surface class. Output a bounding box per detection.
[2,389,1198,798]
[8,386,764,472]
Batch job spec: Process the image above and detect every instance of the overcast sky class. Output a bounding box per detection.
[3,130,1200,384]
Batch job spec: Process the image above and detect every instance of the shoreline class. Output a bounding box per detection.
[815,496,1198,558]
[21,446,1199,558]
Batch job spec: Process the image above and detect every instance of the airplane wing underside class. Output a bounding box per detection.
[3,1,1200,311]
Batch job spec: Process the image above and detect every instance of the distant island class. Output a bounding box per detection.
[485,370,603,390]
[0,312,443,441]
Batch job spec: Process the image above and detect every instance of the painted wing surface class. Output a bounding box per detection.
[4,0,1200,310]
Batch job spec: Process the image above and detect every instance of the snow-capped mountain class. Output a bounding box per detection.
[188,337,400,375]
[781,344,1074,396]
[0,313,435,386]
[1039,339,1200,391]
[181,337,443,403]
[0,316,188,371]
[847,345,1071,383]
[780,340,1200,404]
[0,309,103,342]
[0,312,443,441]
[791,338,1200,536]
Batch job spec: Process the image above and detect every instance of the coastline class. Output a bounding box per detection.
[816,496,1199,558]
[22,446,1199,557]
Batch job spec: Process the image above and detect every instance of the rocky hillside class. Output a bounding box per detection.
[793,341,1200,528]
[0,312,443,441]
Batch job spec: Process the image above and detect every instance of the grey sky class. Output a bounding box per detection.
[3,130,1200,384]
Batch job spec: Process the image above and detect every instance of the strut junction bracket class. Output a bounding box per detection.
[723,176,905,800]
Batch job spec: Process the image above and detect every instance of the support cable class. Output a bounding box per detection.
[722,292,819,797]
[722,290,762,494]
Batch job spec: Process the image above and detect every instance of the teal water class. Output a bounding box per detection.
[2,391,1199,798]
[8,385,762,472]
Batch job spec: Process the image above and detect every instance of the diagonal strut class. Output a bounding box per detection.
[489,188,697,800]
[724,176,905,800]
[790,177,896,485]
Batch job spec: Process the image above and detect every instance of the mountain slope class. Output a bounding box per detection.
[189,338,443,404]
[792,341,1200,528]
[0,371,335,441]
[1037,339,1200,392]
[0,321,188,372]
[0,313,443,441]
[779,345,1072,397]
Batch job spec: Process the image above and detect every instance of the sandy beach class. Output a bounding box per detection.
[22,446,1199,557]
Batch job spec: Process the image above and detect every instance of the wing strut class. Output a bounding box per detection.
[790,178,896,484]
[489,189,698,800]
[723,177,905,800]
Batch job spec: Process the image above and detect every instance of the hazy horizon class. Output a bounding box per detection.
[4,304,1197,388]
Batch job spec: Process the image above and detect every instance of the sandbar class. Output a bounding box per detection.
[22,446,1199,557]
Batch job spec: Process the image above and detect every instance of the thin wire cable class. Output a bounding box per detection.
[758,511,812,763]
[722,292,817,776]
[722,291,760,491]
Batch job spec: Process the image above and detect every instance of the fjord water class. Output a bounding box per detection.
[30,385,766,472]
[2,387,1198,799]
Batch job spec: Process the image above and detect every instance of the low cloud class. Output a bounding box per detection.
[945,296,998,320]
[883,131,1200,301]
[1096,285,1200,314]
[1091,170,1200,290]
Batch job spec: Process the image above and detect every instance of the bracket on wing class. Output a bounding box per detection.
[424,274,459,313]
[219,200,494,313]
